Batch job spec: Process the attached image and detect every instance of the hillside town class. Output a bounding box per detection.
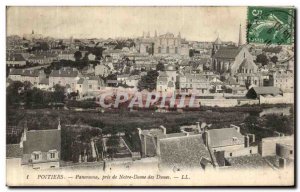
[6,25,294,173]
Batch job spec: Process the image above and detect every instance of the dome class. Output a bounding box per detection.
[166,64,176,71]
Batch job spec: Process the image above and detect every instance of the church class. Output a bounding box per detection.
[212,25,258,75]
[137,31,189,57]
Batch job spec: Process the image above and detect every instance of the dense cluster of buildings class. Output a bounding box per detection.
[6,27,294,171]
[6,26,294,104]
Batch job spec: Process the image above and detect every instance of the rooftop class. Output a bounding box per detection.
[6,144,23,158]
[159,134,211,168]
[208,127,244,148]
[23,129,61,154]
[252,86,282,96]
[213,46,242,59]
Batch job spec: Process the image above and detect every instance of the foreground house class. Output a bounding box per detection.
[6,121,61,170]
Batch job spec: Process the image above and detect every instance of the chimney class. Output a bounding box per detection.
[204,130,210,146]
[196,122,200,129]
[244,135,250,148]
[159,125,167,135]
[279,157,287,169]
[247,134,255,143]
[23,120,28,141]
[137,128,142,140]
[57,118,61,130]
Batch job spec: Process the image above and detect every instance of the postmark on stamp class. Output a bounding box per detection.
[247,6,295,45]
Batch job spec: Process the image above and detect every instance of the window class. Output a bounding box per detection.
[175,47,178,54]
[244,52,246,58]
[50,152,55,159]
[158,47,161,53]
[290,150,293,155]
[34,154,39,160]
[230,153,233,157]
[250,150,252,154]
[89,85,92,89]
[166,46,169,54]
[79,85,82,88]
[50,166,56,168]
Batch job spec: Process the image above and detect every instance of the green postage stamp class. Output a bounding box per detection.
[247,6,295,45]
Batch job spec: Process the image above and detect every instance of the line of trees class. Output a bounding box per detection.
[7,81,65,109]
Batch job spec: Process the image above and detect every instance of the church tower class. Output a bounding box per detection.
[238,24,242,46]
[212,34,222,56]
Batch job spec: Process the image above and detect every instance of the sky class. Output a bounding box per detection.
[7,6,247,43]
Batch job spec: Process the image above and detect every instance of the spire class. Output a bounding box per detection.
[238,23,242,46]
[155,30,157,38]
[178,31,181,38]
[32,30,34,35]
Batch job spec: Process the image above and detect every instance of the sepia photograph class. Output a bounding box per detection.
[5,6,295,187]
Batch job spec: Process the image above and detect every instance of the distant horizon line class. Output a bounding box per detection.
[7,33,238,43]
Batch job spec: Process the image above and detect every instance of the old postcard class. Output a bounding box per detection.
[6,6,295,187]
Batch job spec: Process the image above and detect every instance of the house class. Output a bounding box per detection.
[49,67,81,92]
[203,125,257,160]
[178,73,210,94]
[6,53,27,67]
[27,52,58,65]
[95,64,111,77]
[246,86,282,99]
[156,64,177,94]
[158,134,212,170]
[269,70,294,92]
[37,78,50,90]
[8,68,46,86]
[7,121,61,170]
[81,64,95,75]
[137,124,213,170]
[124,75,141,89]
[258,136,294,169]
[57,49,76,61]
[76,76,105,97]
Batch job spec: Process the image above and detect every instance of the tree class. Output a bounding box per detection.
[106,132,120,159]
[189,49,194,57]
[270,56,278,64]
[52,84,66,103]
[256,54,269,66]
[74,51,83,61]
[137,70,159,91]
[156,62,165,71]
